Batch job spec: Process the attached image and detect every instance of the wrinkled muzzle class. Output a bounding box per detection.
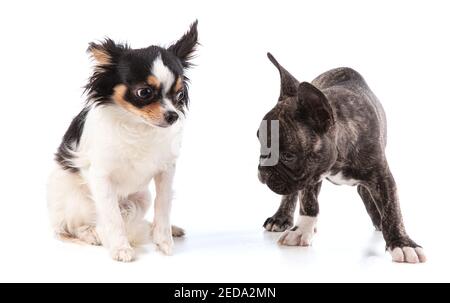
[258,166,298,195]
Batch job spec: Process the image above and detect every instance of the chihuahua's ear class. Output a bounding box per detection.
[296,82,334,133]
[87,38,127,66]
[168,20,199,68]
[267,52,300,101]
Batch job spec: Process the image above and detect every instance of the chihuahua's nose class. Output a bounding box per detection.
[164,111,179,125]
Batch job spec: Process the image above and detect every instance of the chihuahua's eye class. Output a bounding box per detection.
[280,152,296,163]
[175,90,185,102]
[136,87,153,99]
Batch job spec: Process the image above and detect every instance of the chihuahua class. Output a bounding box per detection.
[47,21,198,262]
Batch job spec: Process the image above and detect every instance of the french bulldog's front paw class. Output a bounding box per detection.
[263,213,293,232]
[277,216,317,246]
[387,237,426,263]
[153,227,174,255]
[278,227,315,246]
[111,246,135,262]
[388,245,426,264]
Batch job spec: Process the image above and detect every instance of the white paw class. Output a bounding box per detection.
[389,247,426,263]
[77,226,101,246]
[153,226,174,255]
[278,229,315,246]
[277,215,317,247]
[111,246,135,262]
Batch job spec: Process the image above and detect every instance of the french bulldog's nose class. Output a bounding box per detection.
[164,111,179,125]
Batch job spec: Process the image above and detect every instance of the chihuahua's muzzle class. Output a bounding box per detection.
[164,110,179,125]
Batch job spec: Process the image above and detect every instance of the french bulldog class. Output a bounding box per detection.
[257,53,426,263]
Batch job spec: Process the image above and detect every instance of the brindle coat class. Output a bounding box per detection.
[258,53,425,263]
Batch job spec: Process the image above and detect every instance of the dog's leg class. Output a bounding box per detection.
[152,165,176,255]
[357,185,382,231]
[278,182,321,246]
[48,166,101,245]
[120,190,185,246]
[120,190,151,227]
[263,193,297,232]
[120,190,152,246]
[364,164,426,263]
[89,174,134,262]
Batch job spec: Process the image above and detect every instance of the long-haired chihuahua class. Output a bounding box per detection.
[47,21,198,262]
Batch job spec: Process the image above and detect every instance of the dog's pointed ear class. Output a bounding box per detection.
[267,52,300,101]
[296,82,334,133]
[87,38,127,66]
[168,20,199,68]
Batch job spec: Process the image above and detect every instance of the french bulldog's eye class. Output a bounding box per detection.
[136,87,153,99]
[280,152,296,162]
[175,90,185,102]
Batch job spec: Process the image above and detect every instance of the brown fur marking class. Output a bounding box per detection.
[147,76,161,89]
[91,48,111,65]
[113,84,164,123]
[174,77,183,92]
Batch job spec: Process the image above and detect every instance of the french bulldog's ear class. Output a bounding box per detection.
[87,38,127,66]
[297,82,334,133]
[168,20,199,68]
[267,52,300,101]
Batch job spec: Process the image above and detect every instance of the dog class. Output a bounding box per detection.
[258,53,426,263]
[47,21,198,262]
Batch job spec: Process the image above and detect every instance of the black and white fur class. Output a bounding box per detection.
[47,21,198,262]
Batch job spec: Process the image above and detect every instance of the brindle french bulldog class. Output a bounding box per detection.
[257,53,426,263]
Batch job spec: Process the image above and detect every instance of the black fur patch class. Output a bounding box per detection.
[55,106,89,172]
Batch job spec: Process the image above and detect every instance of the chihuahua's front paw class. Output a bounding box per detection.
[263,213,293,232]
[111,246,135,262]
[388,238,426,263]
[277,216,317,246]
[153,226,174,255]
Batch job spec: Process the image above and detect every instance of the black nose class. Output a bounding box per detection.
[164,111,179,125]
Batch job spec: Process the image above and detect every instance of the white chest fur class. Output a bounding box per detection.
[76,105,184,196]
[323,172,359,186]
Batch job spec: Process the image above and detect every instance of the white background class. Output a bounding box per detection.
[0,0,449,282]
